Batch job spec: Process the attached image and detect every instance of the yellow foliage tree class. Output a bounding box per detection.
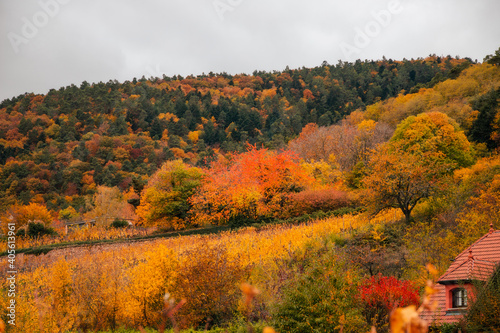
[125,245,179,327]
[453,173,500,249]
[187,130,200,144]
[0,202,53,233]
[84,186,137,225]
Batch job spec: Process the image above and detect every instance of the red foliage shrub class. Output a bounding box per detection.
[286,188,352,216]
[358,274,420,331]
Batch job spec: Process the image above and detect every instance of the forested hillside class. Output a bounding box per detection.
[0,56,475,215]
[1,49,500,332]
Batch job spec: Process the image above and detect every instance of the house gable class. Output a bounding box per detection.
[420,228,500,325]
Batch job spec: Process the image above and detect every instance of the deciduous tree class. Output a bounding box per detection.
[0,202,53,233]
[391,112,474,168]
[84,186,136,225]
[137,160,204,229]
[364,112,474,222]
[363,146,447,223]
[289,121,392,172]
[189,146,313,226]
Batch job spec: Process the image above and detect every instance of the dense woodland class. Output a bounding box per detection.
[0,54,477,214]
[1,48,500,332]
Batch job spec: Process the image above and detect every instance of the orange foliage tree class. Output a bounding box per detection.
[364,112,474,223]
[363,146,445,223]
[170,242,250,329]
[189,146,314,226]
[0,202,54,233]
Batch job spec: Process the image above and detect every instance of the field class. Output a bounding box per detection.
[0,211,397,332]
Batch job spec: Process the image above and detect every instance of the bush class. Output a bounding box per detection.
[430,323,461,333]
[345,223,407,277]
[26,221,57,238]
[358,274,420,332]
[272,243,367,333]
[464,266,500,331]
[285,188,353,217]
[110,218,130,229]
[170,242,251,329]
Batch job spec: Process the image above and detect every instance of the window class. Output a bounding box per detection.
[452,288,467,308]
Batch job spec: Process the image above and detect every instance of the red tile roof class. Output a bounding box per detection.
[439,230,500,283]
[420,229,500,325]
[438,258,497,283]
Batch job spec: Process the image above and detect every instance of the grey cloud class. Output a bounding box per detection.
[1,0,499,102]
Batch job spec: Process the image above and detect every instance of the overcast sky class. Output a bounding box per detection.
[0,0,499,102]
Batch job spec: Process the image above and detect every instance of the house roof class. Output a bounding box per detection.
[420,228,500,325]
[438,257,498,283]
[439,229,500,283]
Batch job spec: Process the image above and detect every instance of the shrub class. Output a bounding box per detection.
[125,245,180,329]
[170,242,251,329]
[345,223,407,277]
[430,323,461,333]
[71,252,127,331]
[0,202,54,234]
[358,274,420,332]
[272,245,367,333]
[464,266,500,332]
[26,221,57,238]
[110,218,130,229]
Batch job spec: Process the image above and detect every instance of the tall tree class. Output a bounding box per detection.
[136,160,204,229]
[390,111,474,169]
[363,146,445,222]
[189,146,313,226]
[363,112,474,222]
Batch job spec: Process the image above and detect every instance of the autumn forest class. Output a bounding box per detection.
[1,48,500,332]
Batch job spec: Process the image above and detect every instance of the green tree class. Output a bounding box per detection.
[469,88,500,149]
[137,159,204,229]
[272,246,366,333]
[484,46,500,66]
[465,266,500,331]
